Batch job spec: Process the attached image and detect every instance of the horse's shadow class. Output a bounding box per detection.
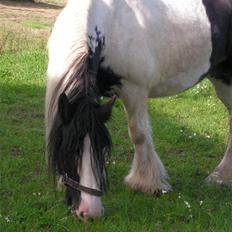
[1,80,231,223]
[109,98,227,177]
[106,98,231,223]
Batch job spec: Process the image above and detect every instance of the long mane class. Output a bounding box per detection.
[46,25,121,193]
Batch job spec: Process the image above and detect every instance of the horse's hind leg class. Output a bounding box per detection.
[118,83,171,193]
[207,78,232,184]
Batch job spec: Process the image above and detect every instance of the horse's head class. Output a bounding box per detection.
[49,93,116,221]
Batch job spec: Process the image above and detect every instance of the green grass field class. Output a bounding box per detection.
[1,1,232,231]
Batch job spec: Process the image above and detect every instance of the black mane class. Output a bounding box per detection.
[47,29,121,204]
[49,93,112,190]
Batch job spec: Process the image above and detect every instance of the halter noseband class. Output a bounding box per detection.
[61,174,103,197]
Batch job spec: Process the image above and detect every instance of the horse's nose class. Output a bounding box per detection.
[78,210,89,221]
[76,200,104,221]
[76,201,89,221]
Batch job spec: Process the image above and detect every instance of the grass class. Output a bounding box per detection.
[1,1,232,231]
[23,20,50,29]
[0,27,46,54]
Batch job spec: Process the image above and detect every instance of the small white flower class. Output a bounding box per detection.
[184,201,191,209]
[200,201,203,206]
[112,161,116,165]
[206,135,211,139]
[188,136,192,139]
[5,216,11,223]
[162,190,167,194]
[193,133,197,136]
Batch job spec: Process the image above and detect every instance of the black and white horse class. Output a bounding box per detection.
[46,0,232,221]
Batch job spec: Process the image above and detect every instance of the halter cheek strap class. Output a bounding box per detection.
[62,174,103,197]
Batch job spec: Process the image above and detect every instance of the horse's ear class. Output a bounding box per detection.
[99,96,116,123]
[58,93,72,124]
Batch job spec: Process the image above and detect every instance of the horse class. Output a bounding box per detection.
[46,0,232,221]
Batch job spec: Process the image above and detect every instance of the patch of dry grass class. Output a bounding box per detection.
[0,25,47,54]
[38,0,65,6]
[0,0,64,53]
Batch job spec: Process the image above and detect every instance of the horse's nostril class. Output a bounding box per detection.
[77,211,89,221]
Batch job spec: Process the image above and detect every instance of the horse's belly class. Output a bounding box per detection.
[148,64,208,97]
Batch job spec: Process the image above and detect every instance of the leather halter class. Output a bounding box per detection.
[62,174,103,197]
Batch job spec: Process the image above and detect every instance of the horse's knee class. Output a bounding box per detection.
[128,122,146,145]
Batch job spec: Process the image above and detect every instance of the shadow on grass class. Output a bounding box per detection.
[110,99,227,164]
[107,112,231,229]
[1,82,231,228]
[0,82,45,105]
[0,82,228,177]
[108,100,230,214]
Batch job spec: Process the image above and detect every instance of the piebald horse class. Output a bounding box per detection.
[46,0,232,221]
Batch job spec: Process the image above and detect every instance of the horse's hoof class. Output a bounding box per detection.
[206,171,232,185]
[125,174,172,194]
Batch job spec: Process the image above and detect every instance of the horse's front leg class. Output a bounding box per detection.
[118,83,171,193]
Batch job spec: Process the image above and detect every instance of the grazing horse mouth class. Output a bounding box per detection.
[61,174,103,197]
